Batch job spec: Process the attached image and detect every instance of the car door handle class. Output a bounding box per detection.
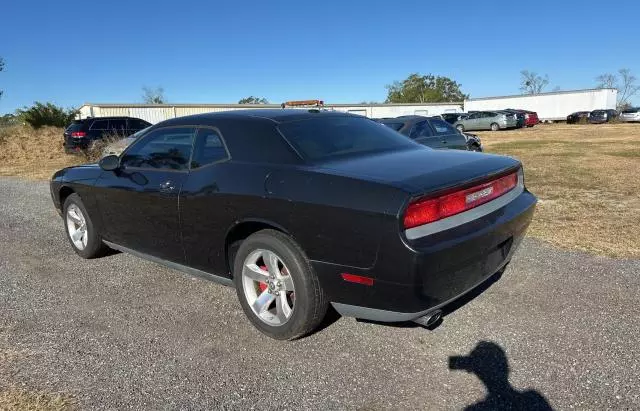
[159,180,176,193]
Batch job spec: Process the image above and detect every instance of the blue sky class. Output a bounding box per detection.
[1,0,639,114]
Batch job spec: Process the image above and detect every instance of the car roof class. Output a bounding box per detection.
[160,109,359,126]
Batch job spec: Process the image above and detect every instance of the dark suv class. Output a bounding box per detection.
[64,116,151,153]
[588,109,618,124]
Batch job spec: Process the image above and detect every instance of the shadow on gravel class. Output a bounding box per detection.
[450,341,553,411]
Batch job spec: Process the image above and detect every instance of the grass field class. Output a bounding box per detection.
[478,123,640,258]
[0,123,638,257]
[0,126,81,180]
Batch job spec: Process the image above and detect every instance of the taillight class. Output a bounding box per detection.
[71,131,86,138]
[403,172,518,229]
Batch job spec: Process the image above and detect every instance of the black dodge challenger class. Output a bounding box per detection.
[50,110,537,340]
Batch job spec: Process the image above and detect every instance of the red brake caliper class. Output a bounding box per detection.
[258,266,268,292]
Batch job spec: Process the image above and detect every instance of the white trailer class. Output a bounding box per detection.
[78,102,463,124]
[464,88,617,121]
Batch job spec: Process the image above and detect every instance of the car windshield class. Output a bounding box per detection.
[131,126,151,138]
[622,108,639,113]
[591,110,605,115]
[278,116,417,161]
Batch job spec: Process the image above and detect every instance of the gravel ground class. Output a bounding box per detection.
[1,177,639,410]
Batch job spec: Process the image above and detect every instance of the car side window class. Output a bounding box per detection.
[90,119,109,130]
[108,119,127,133]
[121,127,195,171]
[467,113,479,119]
[191,128,229,169]
[128,119,150,130]
[429,118,457,135]
[409,121,433,138]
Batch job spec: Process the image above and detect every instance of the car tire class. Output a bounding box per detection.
[63,193,109,259]
[471,143,482,152]
[233,229,328,340]
[456,124,465,132]
[490,123,500,131]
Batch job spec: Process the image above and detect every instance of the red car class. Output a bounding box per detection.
[507,109,539,127]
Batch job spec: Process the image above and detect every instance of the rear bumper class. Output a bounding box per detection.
[63,136,90,151]
[316,188,537,322]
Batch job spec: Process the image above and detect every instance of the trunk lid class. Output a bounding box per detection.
[313,148,520,195]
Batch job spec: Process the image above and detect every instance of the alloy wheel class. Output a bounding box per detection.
[242,249,295,326]
[66,204,88,250]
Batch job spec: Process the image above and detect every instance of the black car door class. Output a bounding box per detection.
[428,117,468,150]
[178,127,232,275]
[409,120,444,149]
[93,126,196,263]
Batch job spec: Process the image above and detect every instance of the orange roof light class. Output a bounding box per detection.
[283,99,324,107]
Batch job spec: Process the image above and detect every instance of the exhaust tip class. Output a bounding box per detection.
[413,310,443,328]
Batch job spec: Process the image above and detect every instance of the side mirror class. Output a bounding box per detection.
[99,154,120,171]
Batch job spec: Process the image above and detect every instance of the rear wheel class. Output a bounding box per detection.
[490,123,500,131]
[63,193,109,258]
[233,229,328,340]
[456,124,465,132]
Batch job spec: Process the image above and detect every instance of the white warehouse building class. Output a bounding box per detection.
[464,88,617,121]
[78,88,618,124]
[78,102,463,124]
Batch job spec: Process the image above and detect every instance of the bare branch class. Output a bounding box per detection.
[142,86,166,104]
[520,70,549,95]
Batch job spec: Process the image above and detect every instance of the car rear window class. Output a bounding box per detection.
[591,110,605,115]
[65,121,85,132]
[622,108,639,114]
[90,119,109,130]
[278,116,417,161]
[379,122,404,131]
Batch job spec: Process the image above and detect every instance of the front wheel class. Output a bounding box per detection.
[490,123,500,131]
[63,193,109,258]
[233,229,328,340]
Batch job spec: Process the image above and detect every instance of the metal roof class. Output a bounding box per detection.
[465,88,616,102]
[81,102,462,108]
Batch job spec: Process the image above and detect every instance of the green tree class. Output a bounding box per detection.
[520,70,549,95]
[142,86,166,104]
[238,96,269,104]
[17,102,78,128]
[385,73,468,103]
[0,113,19,127]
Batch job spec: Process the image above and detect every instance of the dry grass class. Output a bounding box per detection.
[0,126,83,180]
[0,389,75,411]
[478,123,640,258]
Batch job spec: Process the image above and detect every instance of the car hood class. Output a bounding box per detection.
[312,147,519,195]
[52,163,102,183]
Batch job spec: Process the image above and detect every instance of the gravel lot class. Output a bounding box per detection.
[1,177,639,410]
